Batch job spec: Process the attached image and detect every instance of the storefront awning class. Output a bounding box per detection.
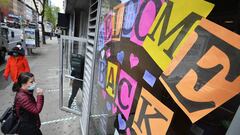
[65,0,89,13]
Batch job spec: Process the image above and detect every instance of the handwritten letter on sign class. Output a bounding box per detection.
[143,0,214,71]
[132,88,174,135]
[160,19,240,123]
[106,61,119,98]
[122,0,139,38]
[98,59,107,88]
[104,12,113,44]
[112,3,125,41]
[130,0,164,46]
[115,69,137,120]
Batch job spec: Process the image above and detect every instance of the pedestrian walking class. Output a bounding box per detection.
[3,47,30,82]
[68,54,85,108]
[12,72,44,135]
[16,42,26,56]
[56,27,61,44]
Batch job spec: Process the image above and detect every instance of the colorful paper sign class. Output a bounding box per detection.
[98,23,105,50]
[143,70,156,87]
[107,101,112,111]
[122,0,139,38]
[104,12,113,44]
[118,114,127,130]
[160,18,240,123]
[98,59,107,88]
[132,88,174,135]
[112,3,125,41]
[126,128,131,135]
[115,69,137,120]
[106,48,111,58]
[117,51,125,64]
[106,61,119,98]
[143,0,214,71]
[130,0,164,46]
[129,53,139,68]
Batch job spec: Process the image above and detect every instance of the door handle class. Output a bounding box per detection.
[65,74,84,81]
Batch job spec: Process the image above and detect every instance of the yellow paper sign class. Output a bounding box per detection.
[143,0,214,71]
[106,61,119,98]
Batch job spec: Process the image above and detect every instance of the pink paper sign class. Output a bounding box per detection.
[130,0,164,46]
[115,69,137,120]
[130,53,139,68]
[104,12,113,45]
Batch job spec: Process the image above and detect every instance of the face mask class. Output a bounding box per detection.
[16,45,22,49]
[13,52,18,57]
[28,82,37,91]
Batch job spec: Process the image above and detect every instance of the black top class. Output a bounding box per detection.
[70,54,85,79]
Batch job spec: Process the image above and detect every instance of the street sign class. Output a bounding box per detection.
[24,28,36,48]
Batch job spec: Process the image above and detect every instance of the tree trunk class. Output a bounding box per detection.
[40,22,46,44]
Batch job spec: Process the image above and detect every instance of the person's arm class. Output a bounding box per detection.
[23,57,30,72]
[18,94,44,114]
[3,58,10,80]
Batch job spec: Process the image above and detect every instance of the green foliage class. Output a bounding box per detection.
[44,4,59,27]
[0,0,9,7]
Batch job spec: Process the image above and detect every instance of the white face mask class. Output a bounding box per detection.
[27,82,37,91]
[16,45,22,49]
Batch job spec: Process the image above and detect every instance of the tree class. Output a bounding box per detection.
[52,6,60,28]
[0,0,8,6]
[44,5,60,27]
[45,5,60,29]
[32,0,47,44]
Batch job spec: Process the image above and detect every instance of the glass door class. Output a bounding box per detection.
[59,35,87,115]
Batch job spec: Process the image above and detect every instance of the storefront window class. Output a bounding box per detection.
[89,0,240,134]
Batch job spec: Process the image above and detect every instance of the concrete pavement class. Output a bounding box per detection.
[0,38,82,135]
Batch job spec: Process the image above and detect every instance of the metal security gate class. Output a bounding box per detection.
[81,0,101,134]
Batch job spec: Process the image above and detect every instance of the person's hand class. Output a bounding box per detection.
[36,88,44,95]
[3,75,8,81]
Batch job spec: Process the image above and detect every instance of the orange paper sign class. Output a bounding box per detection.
[112,3,125,41]
[132,88,174,135]
[160,18,240,123]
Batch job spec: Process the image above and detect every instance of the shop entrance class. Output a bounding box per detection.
[59,35,87,115]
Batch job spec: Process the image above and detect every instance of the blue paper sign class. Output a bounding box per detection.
[143,70,156,87]
[122,0,139,38]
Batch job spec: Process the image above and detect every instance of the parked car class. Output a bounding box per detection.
[0,24,8,64]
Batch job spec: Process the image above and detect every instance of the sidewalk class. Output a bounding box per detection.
[0,38,82,135]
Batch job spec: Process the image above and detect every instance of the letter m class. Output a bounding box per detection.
[143,0,213,71]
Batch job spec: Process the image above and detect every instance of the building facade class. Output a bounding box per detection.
[1,0,39,25]
[0,0,9,22]
[61,0,240,135]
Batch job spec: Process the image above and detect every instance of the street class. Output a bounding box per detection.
[0,38,82,135]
